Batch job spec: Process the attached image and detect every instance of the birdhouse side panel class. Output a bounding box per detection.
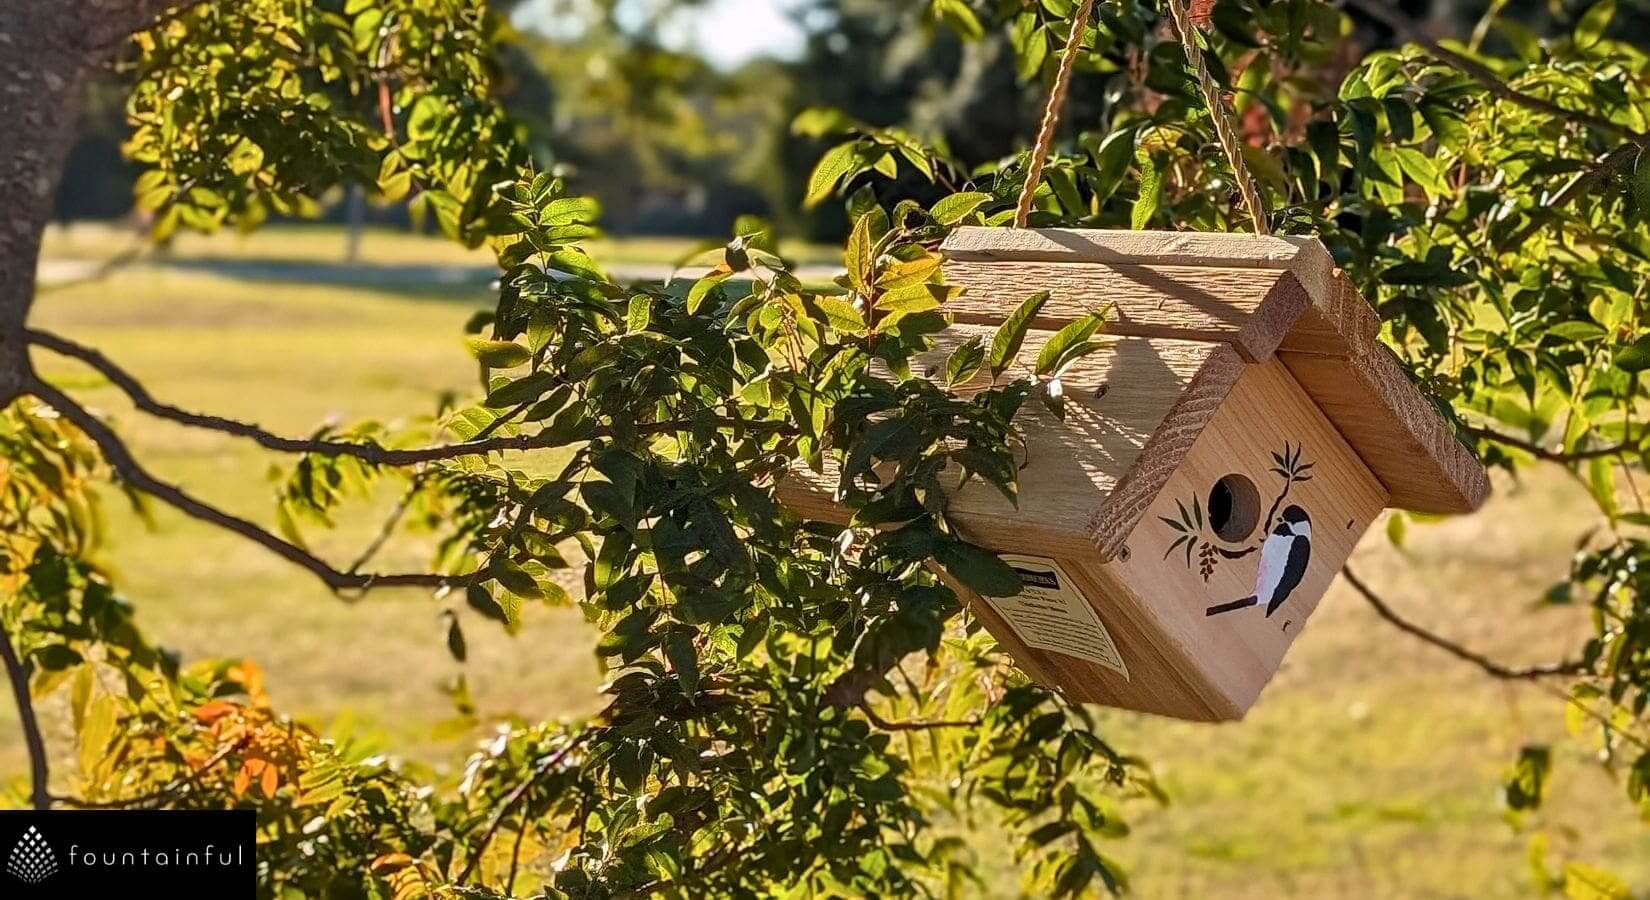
[1108,358,1388,718]
[932,557,1233,721]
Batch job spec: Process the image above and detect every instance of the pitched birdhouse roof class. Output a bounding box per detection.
[932,226,1490,558]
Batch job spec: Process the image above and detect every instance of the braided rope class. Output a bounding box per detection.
[1014,0,1097,228]
[1014,0,1270,236]
[1161,0,1269,235]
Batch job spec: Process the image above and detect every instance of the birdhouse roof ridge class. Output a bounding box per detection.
[939,226,1490,529]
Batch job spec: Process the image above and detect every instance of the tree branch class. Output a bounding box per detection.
[52,735,248,810]
[1342,0,1643,142]
[1466,424,1637,463]
[1500,142,1642,247]
[36,240,149,295]
[1343,566,1586,680]
[857,703,979,732]
[27,328,792,466]
[27,378,467,593]
[0,622,52,810]
[457,727,594,885]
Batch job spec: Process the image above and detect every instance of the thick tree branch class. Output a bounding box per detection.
[28,328,791,465]
[1342,0,1643,142]
[1466,424,1637,463]
[1343,566,1586,680]
[0,622,52,810]
[27,378,467,593]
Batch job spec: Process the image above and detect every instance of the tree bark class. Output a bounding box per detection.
[0,624,51,810]
[0,7,95,404]
[0,0,188,404]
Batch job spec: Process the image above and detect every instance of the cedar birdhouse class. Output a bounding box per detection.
[779,227,1491,722]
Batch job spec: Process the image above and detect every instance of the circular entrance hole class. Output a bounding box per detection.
[1207,473,1261,543]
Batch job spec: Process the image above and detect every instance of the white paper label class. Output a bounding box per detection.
[985,555,1129,680]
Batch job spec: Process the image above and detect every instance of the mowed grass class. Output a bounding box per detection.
[13,224,1650,897]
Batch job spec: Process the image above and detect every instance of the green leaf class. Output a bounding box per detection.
[687,268,732,315]
[932,0,985,40]
[1563,862,1630,900]
[1547,321,1607,342]
[793,106,854,138]
[1131,149,1162,230]
[935,541,1022,597]
[485,371,555,408]
[541,196,600,226]
[844,208,887,294]
[465,338,531,369]
[1394,147,1447,198]
[1614,335,1650,372]
[444,612,467,662]
[805,141,861,208]
[814,296,868,336]
[946,336,986,387]
[1632,147,1650,211]
[876,283,944,316]
[665,631,700,696]
[1587,456,1618,519]
[1035,311,1106,376]
[627,295,653,332]
[466,584,511,626]
[931,192,993,225]
[492,561,545,601]
[1574,0,1614,48]
[989,291,1050,378]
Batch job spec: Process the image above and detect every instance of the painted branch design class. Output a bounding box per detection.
[1161,441,1314,582]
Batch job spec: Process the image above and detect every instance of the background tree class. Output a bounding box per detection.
[5,0,1650,898]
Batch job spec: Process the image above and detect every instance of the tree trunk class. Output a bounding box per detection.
[0,0,181,404]
[0,9,96,403]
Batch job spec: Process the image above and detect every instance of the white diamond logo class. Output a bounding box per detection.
[6,825,58,884]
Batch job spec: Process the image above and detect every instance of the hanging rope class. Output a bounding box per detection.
[1014,0,1270,236]
[1014,0,1097,228]
[1161,0,1269,235]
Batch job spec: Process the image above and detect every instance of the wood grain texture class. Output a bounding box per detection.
[943,259,1286,360]
[939,226,1489,515]
[1087,342,1246,560]
[888,359,1387,721]
[1105,357,1389,719]
[942,227,1338,298]
[1281,347,1491,513]
[774,331,1232,561]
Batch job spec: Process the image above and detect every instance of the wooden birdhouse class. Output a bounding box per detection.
[779,227,1491,722]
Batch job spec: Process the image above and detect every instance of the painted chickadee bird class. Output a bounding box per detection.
[1206,505,1312,618]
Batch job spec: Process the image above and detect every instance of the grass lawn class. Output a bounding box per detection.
[11,224,1650,897]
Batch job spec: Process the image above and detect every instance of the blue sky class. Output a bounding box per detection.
[517,0,810,70]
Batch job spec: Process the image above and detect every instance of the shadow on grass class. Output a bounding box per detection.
[158,256,498,301]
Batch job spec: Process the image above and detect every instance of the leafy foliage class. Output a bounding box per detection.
[10,0,1650,896]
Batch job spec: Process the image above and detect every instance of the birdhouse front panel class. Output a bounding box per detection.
[1101,357,1388,719]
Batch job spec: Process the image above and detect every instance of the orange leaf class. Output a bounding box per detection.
[260,762,279,798]
[232,762,253,798]
[193,701,239,723]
